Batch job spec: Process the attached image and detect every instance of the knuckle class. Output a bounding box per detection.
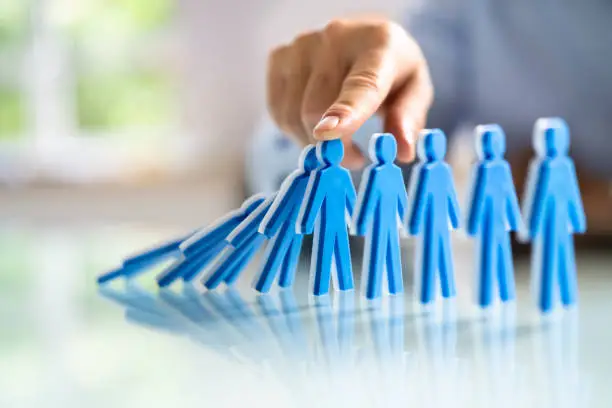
[366,22,394,45]
[323,19,347,36]
[268,45,290,67]
[346,69,381,93]
[292,31,321,49]
[324,103,354,118]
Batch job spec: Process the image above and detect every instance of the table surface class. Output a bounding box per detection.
[1,225,611,408]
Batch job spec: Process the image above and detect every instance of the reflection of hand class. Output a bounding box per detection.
[267,18,433,169]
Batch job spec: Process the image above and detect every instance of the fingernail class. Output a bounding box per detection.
[314,115,341,139]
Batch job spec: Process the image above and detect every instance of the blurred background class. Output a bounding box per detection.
[0,0,406,223]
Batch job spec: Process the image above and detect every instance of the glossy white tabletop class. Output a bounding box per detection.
[1,225,611,408]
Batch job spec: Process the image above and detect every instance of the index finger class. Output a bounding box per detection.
[312,49,396,141]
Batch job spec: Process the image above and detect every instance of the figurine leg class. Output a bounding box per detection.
[278,234,304,288]
[386,228,403,295]
[559,235,578,307]
[253,224,293,293]
[417,230,437,304]
[365,221,386,299]
[182,241,227,282]
[538,225,558,313]
[202,247,239,290]
[311,224,334,296]
[334,228,354,291]
[497,231,516,302]
[477,225,495,307]
[225,239,263,285]
[438,234,456,298]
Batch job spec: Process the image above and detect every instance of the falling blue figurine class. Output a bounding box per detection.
[254,145,320,293]
[522,118,586,313]
[297,139,356,296]
[466,125,522,308]
[406,129,461,304]
[97,232,192,284]
[202,194,276,290]
[352,134,407,299]
[156,194,266,287]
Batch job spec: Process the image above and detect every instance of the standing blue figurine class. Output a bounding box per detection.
[352,134,408,299]
[297,139,356,296]
[466,125,522,308]
[202,194,277,290]
[406,129,461,304]
[521,118,586,313]
[254,145,320,293]
[155,194,267,287]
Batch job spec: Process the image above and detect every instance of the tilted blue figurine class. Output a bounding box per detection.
[202,194,277,290]
[297,139,356,296]
[253,145,321,293]
[155,194,266,287]
[466,125,522,308]
[521,118,586,313]
[352,134,408,299]
[406,129,461,304]
[97,232,195,284]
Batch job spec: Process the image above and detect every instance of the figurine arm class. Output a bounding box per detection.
[297,170,325,234]
[396,170,408,221]
[259,181,298,238]
[344,171,357,217]
[504,164,522,232]
[180,211,242,256]
[466,165,486,236]
[407,170,429,235]
[525,164,550,240]
[568,161,587,233]
[229,197,275,247]
[352,168,378,236]
[447,169,461,230]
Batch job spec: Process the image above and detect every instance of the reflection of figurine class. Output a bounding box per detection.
[202,195,276,289]
[254,145,321,293]
[157,194,267,287]
[406,129,461,304]
[466,125,521,307]
[352,134,407,299]
[522,118,586,313]
[297,140,356,296]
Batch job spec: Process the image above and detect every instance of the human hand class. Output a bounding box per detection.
[267,18,433,168]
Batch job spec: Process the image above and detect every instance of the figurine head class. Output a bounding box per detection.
[534,118,570,158]
[240,193,267,214]
[476,124,506,160]
[317,139,344,166]
[370,133,397,164]
[417,129,447,162]
[298,144,319,172]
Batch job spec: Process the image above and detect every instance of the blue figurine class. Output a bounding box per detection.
[521,118,586,313]
[466,125,522,308]
[406,129,461,304]
[155,194,266,287]
[352,134,408,299]
[97,233,193,284]
[202,194,277,290]
[253,145,321,293]
[297,139,356,296]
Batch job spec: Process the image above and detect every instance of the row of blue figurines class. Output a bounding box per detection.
[97,117,586,313]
